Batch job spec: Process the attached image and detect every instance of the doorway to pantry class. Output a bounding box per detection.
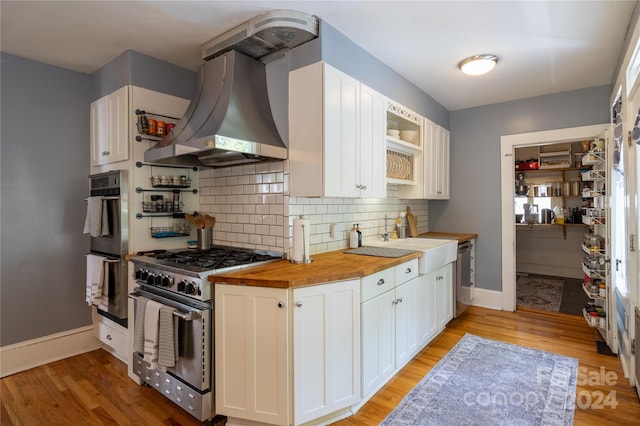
[513,141,591,316]
[499,124,608,315]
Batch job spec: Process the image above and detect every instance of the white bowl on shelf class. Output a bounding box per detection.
[400,130,418,144]
[387,129,400,138]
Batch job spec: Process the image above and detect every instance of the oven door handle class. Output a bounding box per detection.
[128,293,201,321]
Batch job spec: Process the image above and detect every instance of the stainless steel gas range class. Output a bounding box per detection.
[129,246,283,422]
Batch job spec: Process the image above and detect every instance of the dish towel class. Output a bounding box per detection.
[85,254,106,307]
[158,305,179,367]
[144,300,162,370]
[133,296,149,354]
[83,196,110,237]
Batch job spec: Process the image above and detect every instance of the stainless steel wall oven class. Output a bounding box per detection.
[88,170,128,325]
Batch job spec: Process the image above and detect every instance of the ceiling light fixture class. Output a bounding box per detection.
[458,54,499,76]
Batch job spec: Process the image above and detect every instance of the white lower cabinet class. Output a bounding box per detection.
[434,263,454,328]
[292,280,361,424]
[215,285,289,425]
[215,279,360,426]
[215,260,453,425]
[361,259,424,399]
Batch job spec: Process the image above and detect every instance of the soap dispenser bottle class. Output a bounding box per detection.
[349,224,359,249]
[356,224,362,247]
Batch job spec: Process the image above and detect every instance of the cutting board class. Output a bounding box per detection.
[406,206,418,237]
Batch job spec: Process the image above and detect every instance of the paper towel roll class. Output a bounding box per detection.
[291,218,311,263]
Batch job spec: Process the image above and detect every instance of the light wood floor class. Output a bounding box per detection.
[2,306,638,425]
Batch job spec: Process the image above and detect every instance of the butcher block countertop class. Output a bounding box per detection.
[208,249,422,289]
[418,232,478,244]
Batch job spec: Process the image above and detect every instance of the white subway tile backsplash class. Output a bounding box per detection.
[199,159,428,255]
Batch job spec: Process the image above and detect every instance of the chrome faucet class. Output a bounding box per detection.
[382,215,390,241]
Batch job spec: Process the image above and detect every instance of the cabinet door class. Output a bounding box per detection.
[215,285,289,425]
[90,95,109,166]
[437,127,450,199]
[435,263,454,329]
[361,289,396,397]
[359,84,387,198]
[90,86,129,166]
[107,86,129,164]
[293,279,361,424]
[417,272,437,345]
[424,119,450,199]
[395,277,420,367]
[324,66,359,198]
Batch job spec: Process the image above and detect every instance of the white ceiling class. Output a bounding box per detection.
[0,1,636,111]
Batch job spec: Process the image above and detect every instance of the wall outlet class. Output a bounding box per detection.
[329,223,343,239]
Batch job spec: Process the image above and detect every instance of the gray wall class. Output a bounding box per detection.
[92,50,196,101]
[0,52,196,347]
[319,21,449,128]
[429,86,611,292]
[1,53,92,346]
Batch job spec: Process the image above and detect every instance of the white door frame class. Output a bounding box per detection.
[500,124,608,311]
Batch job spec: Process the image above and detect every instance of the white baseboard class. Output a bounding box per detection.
[0,326,101,377]
[472,287,504,311]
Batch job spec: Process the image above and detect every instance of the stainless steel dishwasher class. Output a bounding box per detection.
[455,241,473,317]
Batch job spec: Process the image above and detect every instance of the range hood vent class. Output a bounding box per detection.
[202,9,319,61]
[144,10,319,168]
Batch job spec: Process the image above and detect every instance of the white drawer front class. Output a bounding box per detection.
[362,267,395,302]
[94,320,128,357]
[395,259,419,285]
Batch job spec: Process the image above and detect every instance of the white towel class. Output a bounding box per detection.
[158,305,178,367]
[83,197,103,237]
[134,296,149,354]
[83,197,110,237]
[144,300,162,370]
[85,254,105,307]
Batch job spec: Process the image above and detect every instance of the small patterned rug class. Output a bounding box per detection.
[381,334,578,425]
[517,275,564,312]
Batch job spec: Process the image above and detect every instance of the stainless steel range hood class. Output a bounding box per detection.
[144,10,319,168]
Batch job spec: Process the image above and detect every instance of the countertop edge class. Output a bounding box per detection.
[209,250,422,289]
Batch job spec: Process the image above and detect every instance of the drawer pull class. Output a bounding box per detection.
[295,301,303,308]
[377,278,385,286]
[405,267,412,274]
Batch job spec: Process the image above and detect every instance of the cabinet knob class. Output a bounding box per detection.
[277,302,284,308]
[405,267,412,274]
[377,278,385,286]
[362,185,367,190]
[295,301,303,308]
[397,297,403,303]
[106,334,112,341]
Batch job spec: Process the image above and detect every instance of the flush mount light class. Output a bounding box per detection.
[458,54,499,76]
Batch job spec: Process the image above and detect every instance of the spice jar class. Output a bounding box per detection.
[598,283,606,297]
[147,119,157,135]
[156,120,166,136]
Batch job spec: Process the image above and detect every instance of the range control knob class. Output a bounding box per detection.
[139,269,149,281]
[147,273,156,285]
[135,269,143,280]
[184,282,197,295]
[177,280,186,292]
[160,275,173,287]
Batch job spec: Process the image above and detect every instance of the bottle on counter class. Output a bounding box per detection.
[356,224,362,247]
[349,225,359,249]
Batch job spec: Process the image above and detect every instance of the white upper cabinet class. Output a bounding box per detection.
[90,86,129,166]
[289,62,386,198]
[424,118,450,199]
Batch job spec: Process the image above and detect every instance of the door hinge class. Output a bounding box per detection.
[632,338,636,355]
[628,130,633,147]
[631,234,636,252]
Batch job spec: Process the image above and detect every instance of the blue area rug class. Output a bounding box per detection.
[381,334,578,425]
